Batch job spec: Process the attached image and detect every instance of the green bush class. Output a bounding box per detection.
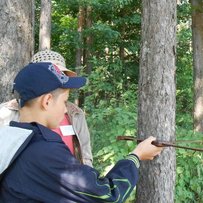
[175,127,203,203]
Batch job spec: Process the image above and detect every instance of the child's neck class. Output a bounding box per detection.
[19,106,47,127]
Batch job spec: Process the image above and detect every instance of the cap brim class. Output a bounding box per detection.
[63,77,87,89]
[41,60,77,77]
[56,64,77,77]
[63,70,77,77]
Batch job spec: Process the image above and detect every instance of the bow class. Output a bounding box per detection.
[117,136,203,152]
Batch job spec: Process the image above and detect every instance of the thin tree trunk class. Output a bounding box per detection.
[192,0,203,132]
[75,6,85,106]
[75,6,85,71]
[85,6,93,75]
[119,24,126,91]
[136,1,176,202]
[0,0,34,103]
[119,9,125,63]
[39,0,51,51]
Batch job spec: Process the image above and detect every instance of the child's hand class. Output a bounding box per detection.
[133,136,163,160]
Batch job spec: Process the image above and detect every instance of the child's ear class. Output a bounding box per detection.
[41,93,53,110]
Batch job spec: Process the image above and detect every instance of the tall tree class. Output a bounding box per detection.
[136,1,177,202]
[0,0,34,103]
[75,6,85,72]
[84,5,93,75]
[39,0,51,51]
[192,0,203,132]
[75,6,85,106]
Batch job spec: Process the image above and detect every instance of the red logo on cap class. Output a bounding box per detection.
[53,64,62,74]
[48,64,69,84]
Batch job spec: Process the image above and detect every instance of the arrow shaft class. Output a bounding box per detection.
[117,136,203,152]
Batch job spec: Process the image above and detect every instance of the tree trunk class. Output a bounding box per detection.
[75,6,85,106]
[0,0,34,103]
[192,0,203,132]
[136,1,176,202]
[75,6,85,72]
[85,6,93,75]
[39,0,51,51]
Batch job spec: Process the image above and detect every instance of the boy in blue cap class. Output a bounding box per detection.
[0,62,163,203]
[0,50,93,167]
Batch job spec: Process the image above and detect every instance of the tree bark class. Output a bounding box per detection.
[75,6,85,72]
[0,0,34,103]
[39,0,51,51]
[75,6,85,106]
[136,1,177,202]
[85,6,93,75]
[192,0,203,132]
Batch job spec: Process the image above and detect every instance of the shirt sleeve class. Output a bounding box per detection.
[21,142,140,203]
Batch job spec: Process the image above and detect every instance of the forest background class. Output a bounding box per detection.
[36,0,202,202]
[0,0,202,202]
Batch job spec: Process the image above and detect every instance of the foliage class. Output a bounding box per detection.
[86,85,137,202]
[34,0,202,202]
[176,1,193,114]
[174,5,202,201]
[175,127,203,203]
[50,0,141,77]
[51,0,78,70]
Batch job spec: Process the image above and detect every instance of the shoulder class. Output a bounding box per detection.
[23,136,77,169]
[0,100,19,126]
[15,123,73,164]
[0,126,33,175]
[0,99,19,111]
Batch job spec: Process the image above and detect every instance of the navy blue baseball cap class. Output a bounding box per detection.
[13,62,87,107]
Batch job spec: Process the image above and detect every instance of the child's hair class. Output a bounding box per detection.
[23,88,67,107]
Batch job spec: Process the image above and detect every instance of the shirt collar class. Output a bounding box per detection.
[10,121,62,142]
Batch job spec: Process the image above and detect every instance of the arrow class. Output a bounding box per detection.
[117,136,203,152]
